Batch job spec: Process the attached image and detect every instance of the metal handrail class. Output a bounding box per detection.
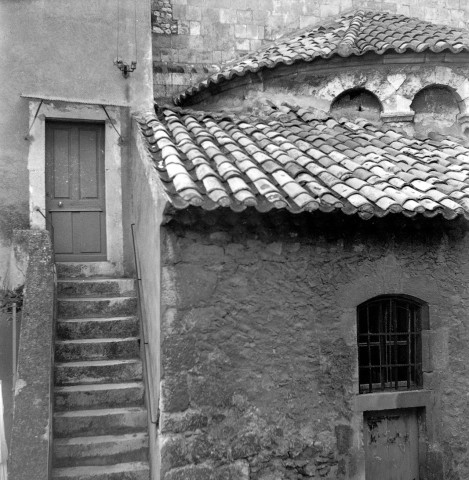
[130,224,158,425]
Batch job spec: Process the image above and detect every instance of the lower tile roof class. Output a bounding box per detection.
[138,105,469,221]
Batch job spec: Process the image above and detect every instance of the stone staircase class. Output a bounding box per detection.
[52,275,150,480]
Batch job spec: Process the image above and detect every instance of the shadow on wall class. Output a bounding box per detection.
[330,88,383,123]
[411,85,462,137]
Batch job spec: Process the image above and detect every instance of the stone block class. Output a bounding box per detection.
[335,424,353,455]
[190,21,201,36]
[164,464,214,480]
[213,50,223,63]
[320,3,340,18]
[237,9,253,23]
[172,4,186,18]
[161,410,208,434]
[161,436,190,473]
[236,39,250,51]
[186,5,201,21]
[231,432,261,460]
[180,243,225,264]
[235,24,247,38]
[178,20,190,35]
[245,23,258,39]
[250,39,263,51]
[162,335,196,373]
[220,8,237,24]
[188,374,234,408]
[174,264,218,308]
[161,376,190,412]
[214,460,250,479]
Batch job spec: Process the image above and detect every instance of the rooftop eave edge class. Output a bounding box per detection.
[154,193,469,223]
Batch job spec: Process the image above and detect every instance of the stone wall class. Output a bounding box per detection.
[183,55,469,138]
[152,0,469,101]
[160,208,469,480]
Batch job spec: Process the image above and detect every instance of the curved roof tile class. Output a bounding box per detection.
[175,10,469,105]
[138,105,469,221]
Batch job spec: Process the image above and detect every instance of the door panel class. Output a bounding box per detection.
[52,128,72,199]
[79,129,99,199]
[364,409,419,480]
[46,121,106,262]
[50,212,73,254]
[77,212,103,253]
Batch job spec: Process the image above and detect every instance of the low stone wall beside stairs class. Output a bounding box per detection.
[8,229,55,480]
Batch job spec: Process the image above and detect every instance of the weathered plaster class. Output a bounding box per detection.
[27,100,126,274]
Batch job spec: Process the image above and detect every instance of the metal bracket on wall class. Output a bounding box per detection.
[114,59,137,78]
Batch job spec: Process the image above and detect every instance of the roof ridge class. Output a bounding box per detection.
[337,9,365,56]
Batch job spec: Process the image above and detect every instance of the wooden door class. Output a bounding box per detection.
[364,409,419,480]
[46,121,106,262]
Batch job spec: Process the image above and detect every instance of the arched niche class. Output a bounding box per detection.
[410,85,463,136]
[330,88,383,122]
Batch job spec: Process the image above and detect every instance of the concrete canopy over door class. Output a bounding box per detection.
[46,120,107,262]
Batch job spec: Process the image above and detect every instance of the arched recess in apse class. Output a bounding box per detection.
[330,88,383,123]
[410,85,462,137]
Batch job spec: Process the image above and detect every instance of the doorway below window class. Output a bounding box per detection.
[364,408,419,480]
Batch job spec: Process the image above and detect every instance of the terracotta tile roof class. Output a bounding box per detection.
[175,10,469,105]
[138,105,469,221]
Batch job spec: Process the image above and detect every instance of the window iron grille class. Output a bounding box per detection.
[357,295,424,394]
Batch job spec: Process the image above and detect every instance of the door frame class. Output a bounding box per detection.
[45,120,107,262]
[26,98,125,274]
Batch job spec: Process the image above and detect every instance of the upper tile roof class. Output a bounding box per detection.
[175,10,469,105]
[138,105,469,221]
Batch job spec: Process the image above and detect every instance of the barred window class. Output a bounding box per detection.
[357,295,425,394]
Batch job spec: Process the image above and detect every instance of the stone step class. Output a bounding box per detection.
[55,359,143,386]
[57,297,137,319]
[53,433,149,468]
[52,462,150,480]
[56,262,120,279]
[57,278,136,298]
[55,338,140,362]
[57,317,139,341]
[54,407,147,438]
[54,382,145,411]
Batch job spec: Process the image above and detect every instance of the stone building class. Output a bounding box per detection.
[3,2,469,480]
[135,8,469,480]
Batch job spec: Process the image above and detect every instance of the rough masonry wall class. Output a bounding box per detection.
[160,208,469,480]
[152,0,469,101]
[183,56,469,139]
